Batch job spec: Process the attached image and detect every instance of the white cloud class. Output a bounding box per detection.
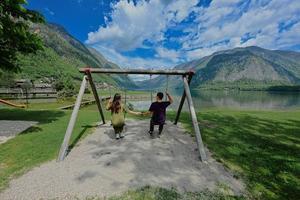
[183,0,300,52]
[276,22,300,49]
[87,0,300,69]
[155,47,181,62]
[86,0,166,50]
[93,44,176,81]
[93,45,175,69]
[86,0,198,50]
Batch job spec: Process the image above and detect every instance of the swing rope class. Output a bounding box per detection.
[109,85,112,98]
[124,88,127,119]
[165,75,169,101]
[150,74,153,103]
[106,74,112,98]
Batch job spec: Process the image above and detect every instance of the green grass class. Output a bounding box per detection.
[166,109,300,200]
[0,108,109,190]
[105,186,243,200]
[26,99,76,109]
[0,104,299,199]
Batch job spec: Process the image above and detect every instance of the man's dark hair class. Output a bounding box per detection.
[157,92,164,100]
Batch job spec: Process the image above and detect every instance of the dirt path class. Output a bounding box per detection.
[0,120,244,200]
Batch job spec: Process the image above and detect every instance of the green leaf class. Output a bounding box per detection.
[0,0,45,71]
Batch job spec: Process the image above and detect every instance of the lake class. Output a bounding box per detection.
[1,90,299,111]
[129,90,300,111]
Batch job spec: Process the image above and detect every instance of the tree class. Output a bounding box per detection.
[54,75,77,97]
[0,0,45,71]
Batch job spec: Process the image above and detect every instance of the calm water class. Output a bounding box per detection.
[1,90,299,111]
[130,90,300,111]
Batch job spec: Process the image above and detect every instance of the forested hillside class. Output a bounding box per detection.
[1,23,135,88]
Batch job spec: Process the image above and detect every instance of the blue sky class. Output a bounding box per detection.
[27,0,300,70]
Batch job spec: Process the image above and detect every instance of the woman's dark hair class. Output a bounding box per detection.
[111,93,122,114]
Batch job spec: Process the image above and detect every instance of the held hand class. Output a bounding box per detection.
[141,111,151,116]
[133,111,142,116]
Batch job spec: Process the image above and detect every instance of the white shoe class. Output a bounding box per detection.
[116,134,120,140]
[120,133,124,138]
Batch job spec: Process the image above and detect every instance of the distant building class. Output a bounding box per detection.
[13,79,34,88]
[95,82,115,89]
[34,83,53,89]
[0,80,57,99]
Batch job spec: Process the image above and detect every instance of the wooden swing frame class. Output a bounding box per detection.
[57,67,207,162]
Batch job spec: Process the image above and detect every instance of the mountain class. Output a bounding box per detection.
[13,23,135,88]
[140,46,300,90]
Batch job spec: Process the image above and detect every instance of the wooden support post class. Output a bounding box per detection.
[174,75,192,125]
[182,76,207,161]
[86,70,106,124]
[57,75,88,162]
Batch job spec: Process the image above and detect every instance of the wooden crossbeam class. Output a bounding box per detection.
[79,68,193,76]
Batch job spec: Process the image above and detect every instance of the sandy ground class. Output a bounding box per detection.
[0,120,38,144]
[0,119,244,200]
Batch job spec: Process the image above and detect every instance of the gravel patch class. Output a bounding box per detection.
[0,119,244,199]
[0,120,38,144]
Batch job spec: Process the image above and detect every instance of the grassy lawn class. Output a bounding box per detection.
[166,110,300,200]
[0,107,108,190]
[107,186,243,200]
[0,102,299,199]
[26,99,76,109]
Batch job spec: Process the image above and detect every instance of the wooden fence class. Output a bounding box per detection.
[0,88,57,99]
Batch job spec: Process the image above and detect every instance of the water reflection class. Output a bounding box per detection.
[130,90,300,110]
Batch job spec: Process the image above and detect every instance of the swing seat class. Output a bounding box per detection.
[110,122,126,126]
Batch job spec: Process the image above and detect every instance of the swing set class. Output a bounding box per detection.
[57,67,207,162]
